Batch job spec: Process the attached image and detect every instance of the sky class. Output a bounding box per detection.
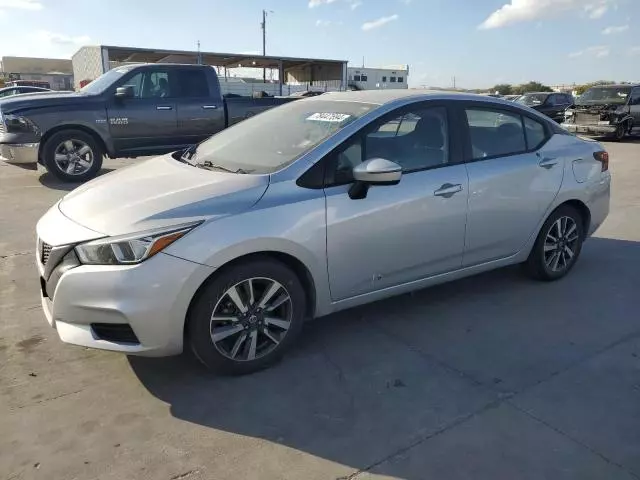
[1,0,639,88]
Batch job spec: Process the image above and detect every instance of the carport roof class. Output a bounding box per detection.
[99,45,347,70]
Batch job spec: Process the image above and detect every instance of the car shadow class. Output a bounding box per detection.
[38,168,115,191]
[128,237,640,478]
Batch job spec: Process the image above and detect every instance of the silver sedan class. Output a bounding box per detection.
[36,90,611,375]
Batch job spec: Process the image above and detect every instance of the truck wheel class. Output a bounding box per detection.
[614,123,626,142]
[42,130,103,182]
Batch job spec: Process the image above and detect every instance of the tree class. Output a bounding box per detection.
[513,81,553,95]
[493,84,513,95]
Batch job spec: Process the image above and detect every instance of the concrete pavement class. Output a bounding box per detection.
[1,146,639,480]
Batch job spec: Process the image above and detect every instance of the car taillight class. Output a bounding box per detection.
[593,151,609,172]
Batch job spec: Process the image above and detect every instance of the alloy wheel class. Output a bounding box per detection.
[210,277,293,362]
[543,216,580,273]
[54,139,94,176]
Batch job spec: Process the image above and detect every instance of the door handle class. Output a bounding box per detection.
[434,183,463,198]
[202,105,218,110]
[156,106,173,110]
[538,157,558,169]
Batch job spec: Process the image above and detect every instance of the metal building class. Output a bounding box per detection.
[72,45,348,95]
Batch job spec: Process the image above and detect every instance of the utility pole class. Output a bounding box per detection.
[196,40,202,65]
[261,9,267,82]
[453,76,456,90]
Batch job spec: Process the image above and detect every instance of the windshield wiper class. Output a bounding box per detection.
[195,161,250,174]
[181,144,198,164]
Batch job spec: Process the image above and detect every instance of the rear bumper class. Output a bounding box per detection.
[0,142,39,164]
[562,123,616,136]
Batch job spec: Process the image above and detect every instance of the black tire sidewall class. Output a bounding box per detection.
[188,259,307,375]
[43,130,103,182]
[614,124,625,141]
[528,206,585,281]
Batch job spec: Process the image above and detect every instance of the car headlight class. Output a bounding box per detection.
[564,110,574,117]
[75,222,201,265]
[3,114,40,134]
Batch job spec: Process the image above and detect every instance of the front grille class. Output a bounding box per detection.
[41,242,52,265]
[91,324,140,344]
[575,113,603,125]
[0,121,5,134]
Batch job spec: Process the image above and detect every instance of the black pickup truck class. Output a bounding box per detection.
[0,63,295,181]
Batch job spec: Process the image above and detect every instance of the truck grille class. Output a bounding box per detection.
[41,242,52,265]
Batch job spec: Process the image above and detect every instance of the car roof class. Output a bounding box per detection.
[311,89,520,106]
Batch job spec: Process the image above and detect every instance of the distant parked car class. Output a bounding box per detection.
[516,92,574,122]
[0,86,51,98]
[35,90,610,375]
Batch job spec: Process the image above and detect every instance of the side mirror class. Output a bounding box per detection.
[349,158,402,200]
[115,86,134,99]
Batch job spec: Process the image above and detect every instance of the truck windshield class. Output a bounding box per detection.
[79,69,127,94]
[189,100,377,174]
[576,86,631,105]
[516,93,549,106]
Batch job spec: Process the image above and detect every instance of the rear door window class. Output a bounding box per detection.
[178,70,210,98]
[465,108,526,159]
[523,116,547,150]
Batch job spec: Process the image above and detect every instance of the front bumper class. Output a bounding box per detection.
[0,142,39,164]
[36,209,215,357]
[562,123,616,136]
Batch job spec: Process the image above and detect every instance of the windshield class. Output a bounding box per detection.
[188,99,377,174]
[516,93,549,106]
[576,86,631,105]
[79,68,129,94]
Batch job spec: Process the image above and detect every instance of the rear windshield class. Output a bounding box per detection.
[189,99,377,174]
[576,86,632,105]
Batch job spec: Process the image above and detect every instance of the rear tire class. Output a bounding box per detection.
[524,205,585,282]
[42,129,103,182]
[188,258,307,375]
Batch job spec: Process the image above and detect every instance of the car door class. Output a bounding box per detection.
[106,67,178,154]
[628,87,640,131]
[541,94,562,122]
[175,67,225,146]
[324,103,469,301]
[461,104,563,267]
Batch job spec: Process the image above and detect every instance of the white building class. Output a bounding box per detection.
[347,66,409,90]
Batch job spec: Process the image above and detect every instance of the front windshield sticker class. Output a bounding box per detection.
[306,112,352,123]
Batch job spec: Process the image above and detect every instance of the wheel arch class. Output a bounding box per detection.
[557,199,591,236]
[184,250,318,338]
[38,125,110,164]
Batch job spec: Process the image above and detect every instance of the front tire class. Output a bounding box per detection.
[188,258,307,375]
[524,205,585,281]
[613,123,626,142]
[42,130,103,182]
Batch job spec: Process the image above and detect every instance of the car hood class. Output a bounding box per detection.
[0,91,89,114]
[59,154,270,236]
